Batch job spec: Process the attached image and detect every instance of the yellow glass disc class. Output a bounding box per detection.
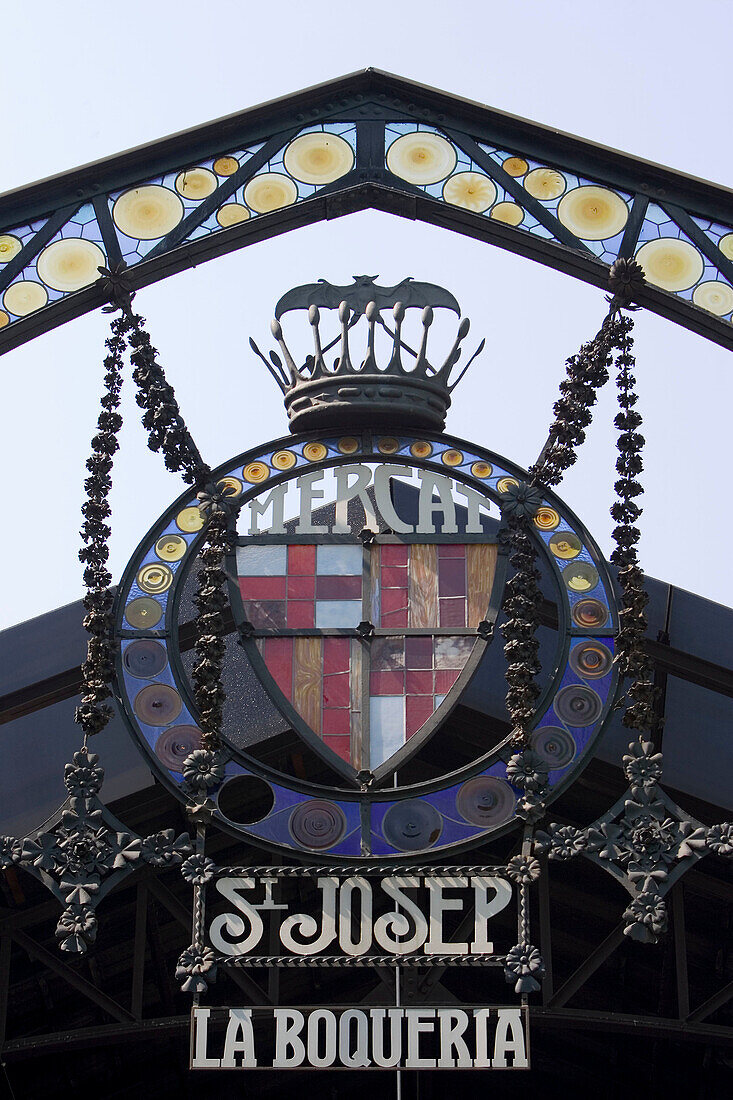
[636,238,704,292]
[137,563,173,595]
[549,531,582,560]
[175,167,217,200]
[176,506,204,533]
[216,204,250,228]
[36,238,105,292]
[534,507,560,531]
[490,202,524,226]
[692,280,733,316]
[377,437,400,455]
[470,461,492,478]
[217,476,243,497]
[284,132,354,184]
[496,476,519,494]
[272,450,297,470]
[386,132,457,186]
[410,441,433,458]
[113,185,184,240]
[124,596,163,629]
[338,437,360,455]
[303,442,328,462]
[524,168,566,200]
[442,172,496,213]
[0,311,9,328]
[155,534,187,562]
[564,562,599,593]
[244,173,298,214]
[213,156,239,176]
[442,449,463,466]
[503,157,528,177]
[0,235,22,263]
[243,461,270,483]
[719,233,733,261]
[558,186,628,241]
[3,280,47,316]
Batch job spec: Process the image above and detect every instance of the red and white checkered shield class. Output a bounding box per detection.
[235,538,497,773]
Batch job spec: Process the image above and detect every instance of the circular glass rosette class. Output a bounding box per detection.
[113,428,617,860]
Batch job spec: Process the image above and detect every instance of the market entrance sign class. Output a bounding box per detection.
[109,276,620,1071]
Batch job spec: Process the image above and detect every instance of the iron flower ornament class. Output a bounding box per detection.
[504,944,546,994]
[176,945,218,994]
[499,481,543,520]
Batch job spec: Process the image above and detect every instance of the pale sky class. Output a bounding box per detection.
[2,0,732,628]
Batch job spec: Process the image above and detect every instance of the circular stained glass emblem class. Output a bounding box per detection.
[114,430,618,860]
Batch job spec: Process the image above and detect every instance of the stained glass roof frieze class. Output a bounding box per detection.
[2,70,733,353]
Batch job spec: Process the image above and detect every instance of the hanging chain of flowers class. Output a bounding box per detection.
[499,508,543,749]
[74,312,130,741]
[498,259,645,792]
[126,308,209,486]
[527,314,617,488]
[78,264,230,765]
[119,283,232,758]
[610,312,659,734]
[189,505,232,754]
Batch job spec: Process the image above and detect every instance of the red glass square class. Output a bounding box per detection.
[288,544,316,575]
[247,600,286,629]
[369,670,405,695]
[381,566,407,588]
[322,708,351,736]
[324,735,351,763]
[435,668,461,693]
[239,576,287,600]
[381,609,408,627]
[381,544,409,566]
[438,544,466,558]
[324,637,350,674]
[316,575,362,599]
[440,598,466,627]
[286,601,315,628]
[371,637,404,671]
[405,636,433,669]
[264,637,293,698]
[381,588,408,614]
[406,695,435,737]
[323,673,350,708]
[406,670,434,695]
[287,575,315,599]
[438,557,466,597]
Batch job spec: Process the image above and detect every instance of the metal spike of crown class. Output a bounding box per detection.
[249,277,485,433]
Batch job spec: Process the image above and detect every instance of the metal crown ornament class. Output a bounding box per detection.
[249,276,485,433]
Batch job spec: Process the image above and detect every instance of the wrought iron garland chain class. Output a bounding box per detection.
[126,310,209,486]
[500,515,543,752]
[74,312,130,741]
[5,267,224,954]
[610,314,659,734]
[0,268,230,955]
[527,313,616,489]
[498,260,645,764]
[495,255,710,957]
[97,266,230,765]
[512,260,728,945]
[121,307,235,762]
